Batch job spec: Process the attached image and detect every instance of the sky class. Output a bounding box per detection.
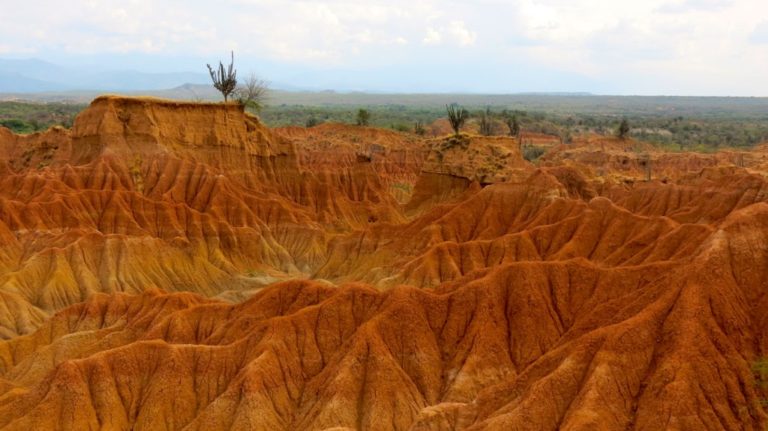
[0,0,767,95]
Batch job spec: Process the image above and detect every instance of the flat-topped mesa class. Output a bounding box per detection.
[70,96,298,173]
[540,134,768,183]
[0,98,322,337]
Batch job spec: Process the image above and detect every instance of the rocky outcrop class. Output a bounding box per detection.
[0,97,408,337]
[405,134,530,213]
[276,123,428,204]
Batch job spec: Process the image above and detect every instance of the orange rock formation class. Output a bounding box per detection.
[0,96,767,430]
[275,123,428,204]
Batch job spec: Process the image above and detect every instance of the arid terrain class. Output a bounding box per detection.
[0,96,767,430]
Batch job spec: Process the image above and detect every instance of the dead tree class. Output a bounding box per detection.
[505,114,520,137]
[235,73,269,112]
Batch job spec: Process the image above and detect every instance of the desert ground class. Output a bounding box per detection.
[0,95,766,430]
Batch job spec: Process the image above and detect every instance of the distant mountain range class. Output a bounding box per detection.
[0,58,210,93]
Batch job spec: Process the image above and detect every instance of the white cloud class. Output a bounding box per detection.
[657,0,733,13]
[423,27,442,45]
[422,21,476,47]
[503,0,768,94]
[447,21,477,47]
[0,0,766,94]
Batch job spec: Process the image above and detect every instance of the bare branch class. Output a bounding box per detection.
[234,73,270,113]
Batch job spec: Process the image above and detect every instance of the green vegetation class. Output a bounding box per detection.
[522,146,546,162]
[305,116,320,128]
[446,103,469,135]
[441,133,470,151]
[260,104,439,130]
[356,108,371,126]
[0,101,83,133]
[260,103,768,151]
[2,93,767,152]
[504,112,520,137]
[617,118,631,139]
[479,108,494,136]
[389,123,410,132]
[413,120,426,135]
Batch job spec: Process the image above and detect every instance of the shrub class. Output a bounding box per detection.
[0,118,32,133]
[617,118,630,139]
[522,146,546,161]
[235,73,269,113]
[414,120,426,135]
[505,114,520,137]
[479,108,494,136]
[441,134,470,150]
[391,123,410,132]
[356,109,371,126]
[306,117,320,128]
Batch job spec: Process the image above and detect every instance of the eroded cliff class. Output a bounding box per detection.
[0,97,767,430]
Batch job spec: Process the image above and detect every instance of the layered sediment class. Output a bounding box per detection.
[0,97,767,430]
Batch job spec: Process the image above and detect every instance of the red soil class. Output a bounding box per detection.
[0,97,766,430]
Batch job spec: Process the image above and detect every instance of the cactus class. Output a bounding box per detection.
[479,108,494,136]
[446,103,469,135]
[207,51,238,102]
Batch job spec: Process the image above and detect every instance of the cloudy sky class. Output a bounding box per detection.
[1,0,767,95]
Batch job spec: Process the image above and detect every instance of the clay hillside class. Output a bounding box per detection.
[0,96,767,430]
